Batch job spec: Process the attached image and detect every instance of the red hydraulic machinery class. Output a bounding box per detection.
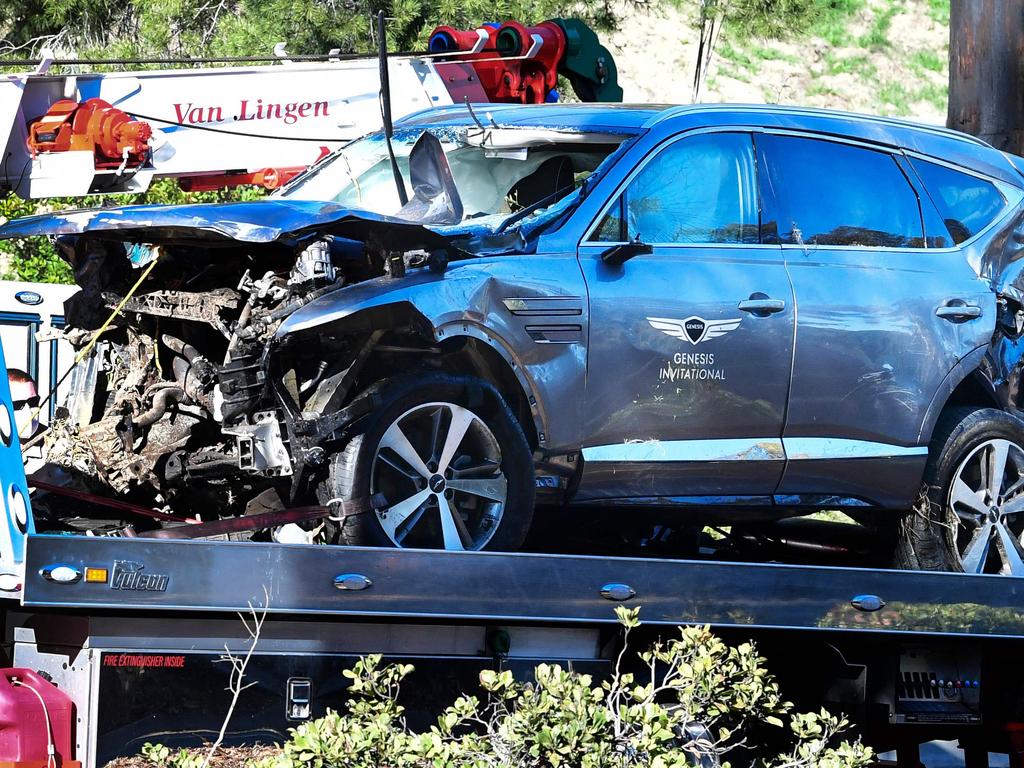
[27,98,152,170]
[428,18,622,104]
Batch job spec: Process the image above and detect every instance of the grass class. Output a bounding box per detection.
[717,40,756,69]
[719,0,866,47]
[806,81,841,100]
[878,80,912,115]
[823,50,876,79]
[858,0,901,50]
[807,0,866,47]
[706,0,949,117]
[717,60,752,83]
[750,42,800,65]
[926,0,950,25]
[915,81,947,111]
[910,49,945,73]
[806,81,837,96]
[718,38,798,67]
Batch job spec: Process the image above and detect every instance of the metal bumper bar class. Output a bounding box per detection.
[21,534,1024,638]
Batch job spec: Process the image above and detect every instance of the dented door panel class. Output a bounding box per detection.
[780,248,993,448]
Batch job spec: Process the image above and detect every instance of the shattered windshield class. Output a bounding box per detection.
[278,126,625,226]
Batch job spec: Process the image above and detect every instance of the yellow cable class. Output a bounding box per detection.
[21,250,162,440]
[73,251,162,366]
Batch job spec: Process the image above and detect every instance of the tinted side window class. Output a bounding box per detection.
[760,135,925,248]
[909,157,1006,244]
[592,132,758,244]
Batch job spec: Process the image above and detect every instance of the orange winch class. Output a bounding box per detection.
[28,97,152,169]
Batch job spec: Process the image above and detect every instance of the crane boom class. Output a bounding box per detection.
[0,19,621,200]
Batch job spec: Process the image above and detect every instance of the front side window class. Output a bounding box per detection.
[909,157,1007,245]
[760,135,926,248]
[592,132,758,244]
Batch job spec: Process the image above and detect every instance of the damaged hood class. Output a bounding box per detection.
[0,199,461,252]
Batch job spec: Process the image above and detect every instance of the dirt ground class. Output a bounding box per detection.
[105,744,280,768]
[605,0,949,124]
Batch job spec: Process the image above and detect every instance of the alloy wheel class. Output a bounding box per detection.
[370,401,507,550]
[947,438,1024,575]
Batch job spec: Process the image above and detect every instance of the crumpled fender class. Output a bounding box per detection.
[278,267,488,337]
[275,264,553,445]
[998,257,1024,306]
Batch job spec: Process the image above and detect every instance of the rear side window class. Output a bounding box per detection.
[909,157,1006,244]
[760,134,925,248]
[591,132,758,244]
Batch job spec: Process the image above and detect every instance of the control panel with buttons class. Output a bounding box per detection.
[891,647,981,725]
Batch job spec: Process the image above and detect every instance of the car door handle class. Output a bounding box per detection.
[935,304,982,321]
[737,298,786,315]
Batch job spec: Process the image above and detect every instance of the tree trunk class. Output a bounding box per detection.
[947,0,1024,154]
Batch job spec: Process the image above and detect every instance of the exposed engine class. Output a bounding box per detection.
[38,234,371,530]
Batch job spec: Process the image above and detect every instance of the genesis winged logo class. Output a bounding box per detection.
[647,316,741,346]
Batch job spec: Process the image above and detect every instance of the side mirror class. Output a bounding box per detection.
[600,240,652,266]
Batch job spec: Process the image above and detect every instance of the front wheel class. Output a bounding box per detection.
[319,374,535,551]
[896,406,1024,575]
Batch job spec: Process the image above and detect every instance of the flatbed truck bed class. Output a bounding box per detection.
[8,532,1024,768]
[18,534,1024,637]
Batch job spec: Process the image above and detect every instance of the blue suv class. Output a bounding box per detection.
[6,103,1024,575]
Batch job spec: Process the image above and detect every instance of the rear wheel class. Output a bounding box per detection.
[896,407,1024,575]
[319,374,535,551]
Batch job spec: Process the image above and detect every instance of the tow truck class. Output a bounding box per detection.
[8,433,1024,768]
[0,17,621,199]
[1,25,1024,768]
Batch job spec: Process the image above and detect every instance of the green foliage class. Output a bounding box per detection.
[141,742,205,768]
[141,743,171,764]
[925,0,949,26]
[709,0,865,45]
[127,609,874,768]
[717,0,821,41]
[801,0,863,47]
[857,0,899,51]
[915,81,947,111]
[878,79,911,115]
[0,194,74,283]
[910,49,944,74]
[1,0,631,62]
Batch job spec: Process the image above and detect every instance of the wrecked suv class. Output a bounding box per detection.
[7,103,1024,575]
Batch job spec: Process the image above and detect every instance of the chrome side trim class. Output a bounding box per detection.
[525,324,583,343]
[581,437,926,463]
[502,297,583,316]
[783,438,927,461]
[582,438,784,463]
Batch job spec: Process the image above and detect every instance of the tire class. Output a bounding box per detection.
[318,373,535,551]
[895,406,1024,575]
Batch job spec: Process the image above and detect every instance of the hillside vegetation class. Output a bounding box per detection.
[609,0,949,124]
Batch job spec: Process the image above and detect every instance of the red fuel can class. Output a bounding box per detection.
[0,669,76,767]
